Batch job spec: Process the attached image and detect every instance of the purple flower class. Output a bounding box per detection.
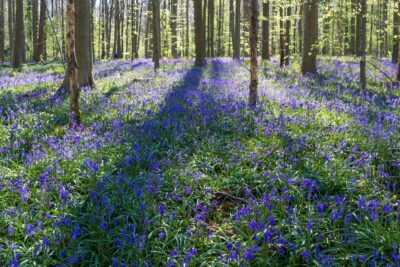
[25,224,35,237]
[243,246,260,261]
[301,250,310,263]
[158,204,166,216]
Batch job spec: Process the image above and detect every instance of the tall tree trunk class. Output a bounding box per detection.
[67,0,80,126]
[359,0,366,90]
[0,0,3,63]
[355,0,362,56]
[8,0,13,62]
[248,0,258,108]
[61,0,65,60]
[298,3,303,54]
[208,0,215,58]
[301,0,318,75]
[350,0,356,54]
[194,0,206,65]
[279,5,284,67]
[396,0,400,82]
[233,0,240,58]
[13,0,25,70]
[394,0,399,63]
[186,0,189,56]
[285,3,291,66]
[217,0,222,56]
[262,0,269,60]
[38,0,46,61]
[62,0,95,89]
[229,0,234,56]
[153,0,160,69]
[171,0,178,58]
[32,0,39,61]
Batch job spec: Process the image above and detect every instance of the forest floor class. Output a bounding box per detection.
[0,57,399,266]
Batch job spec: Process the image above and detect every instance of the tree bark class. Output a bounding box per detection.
[32,0,39,61]
[194,0,206,65]
[301,0,318,75]
[13,0,25,70]
[8,0,13,62]
[360,0,367,90]
[38,0,47,61]
[248,0,258,108]
[0,0,3,63]
[62,0,95,89]
[261,0,269,60]
[153,0,160,69]
[279,5,284,67]
[208,0,215,58]
[186,0,189,56]
[67,0,80,126]
[229,0,234,56]
[285,4,291,66]
[171,0,178,58]
[233,0,240,59]
[393,0,399,63]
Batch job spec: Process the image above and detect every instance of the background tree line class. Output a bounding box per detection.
[1,0,399,66]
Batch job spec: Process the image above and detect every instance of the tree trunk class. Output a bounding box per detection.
[208,0,215,58]
[355,0,362,56]
[186,0,189,56]
[233,0,240,59]
[285,4,291,66]
[298,3,303,54]
[153,0,160,69]
[393,0,399,63]
[207,0,215,58]
[38,0,46,61]
[248,0,258,108]
[194,0,206,65]
[229,0,234,56]
[8,0,13,62]
[171,0,178,58]
[279,5,284,67]
[396,1,400,82]
[360,0,367,90]
[67,0,80,126]
[32,0,39,61]
[0,0,3,63]
[62,0,95,89]
[12,0,25,70]
[301,0,318,75]
[350,0,356,54]
[262,0,269,60]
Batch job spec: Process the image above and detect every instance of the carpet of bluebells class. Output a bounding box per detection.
[0,57,399,266]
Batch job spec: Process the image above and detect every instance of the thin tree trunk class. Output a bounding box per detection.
[301,0,318,75]
[208,0,215,58]
[38,0,46,61]
[229,0,234,56]
[0,0,3,63]
[279,6,284,67]
[393,0,399,63]
[233,0,240,58]
[171,0,178,57]
[186,0,189,56]
[248,0,258,107]
[396,1,400,82]
[285,3,291,66]
[8,0,13,62]
[262,0,269,60]
[153,0,160,69]
[13,0,25,70]
[194,0,206,65]
[360,0,367,90]
[32,0,39,61]
[67,0,80,126]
